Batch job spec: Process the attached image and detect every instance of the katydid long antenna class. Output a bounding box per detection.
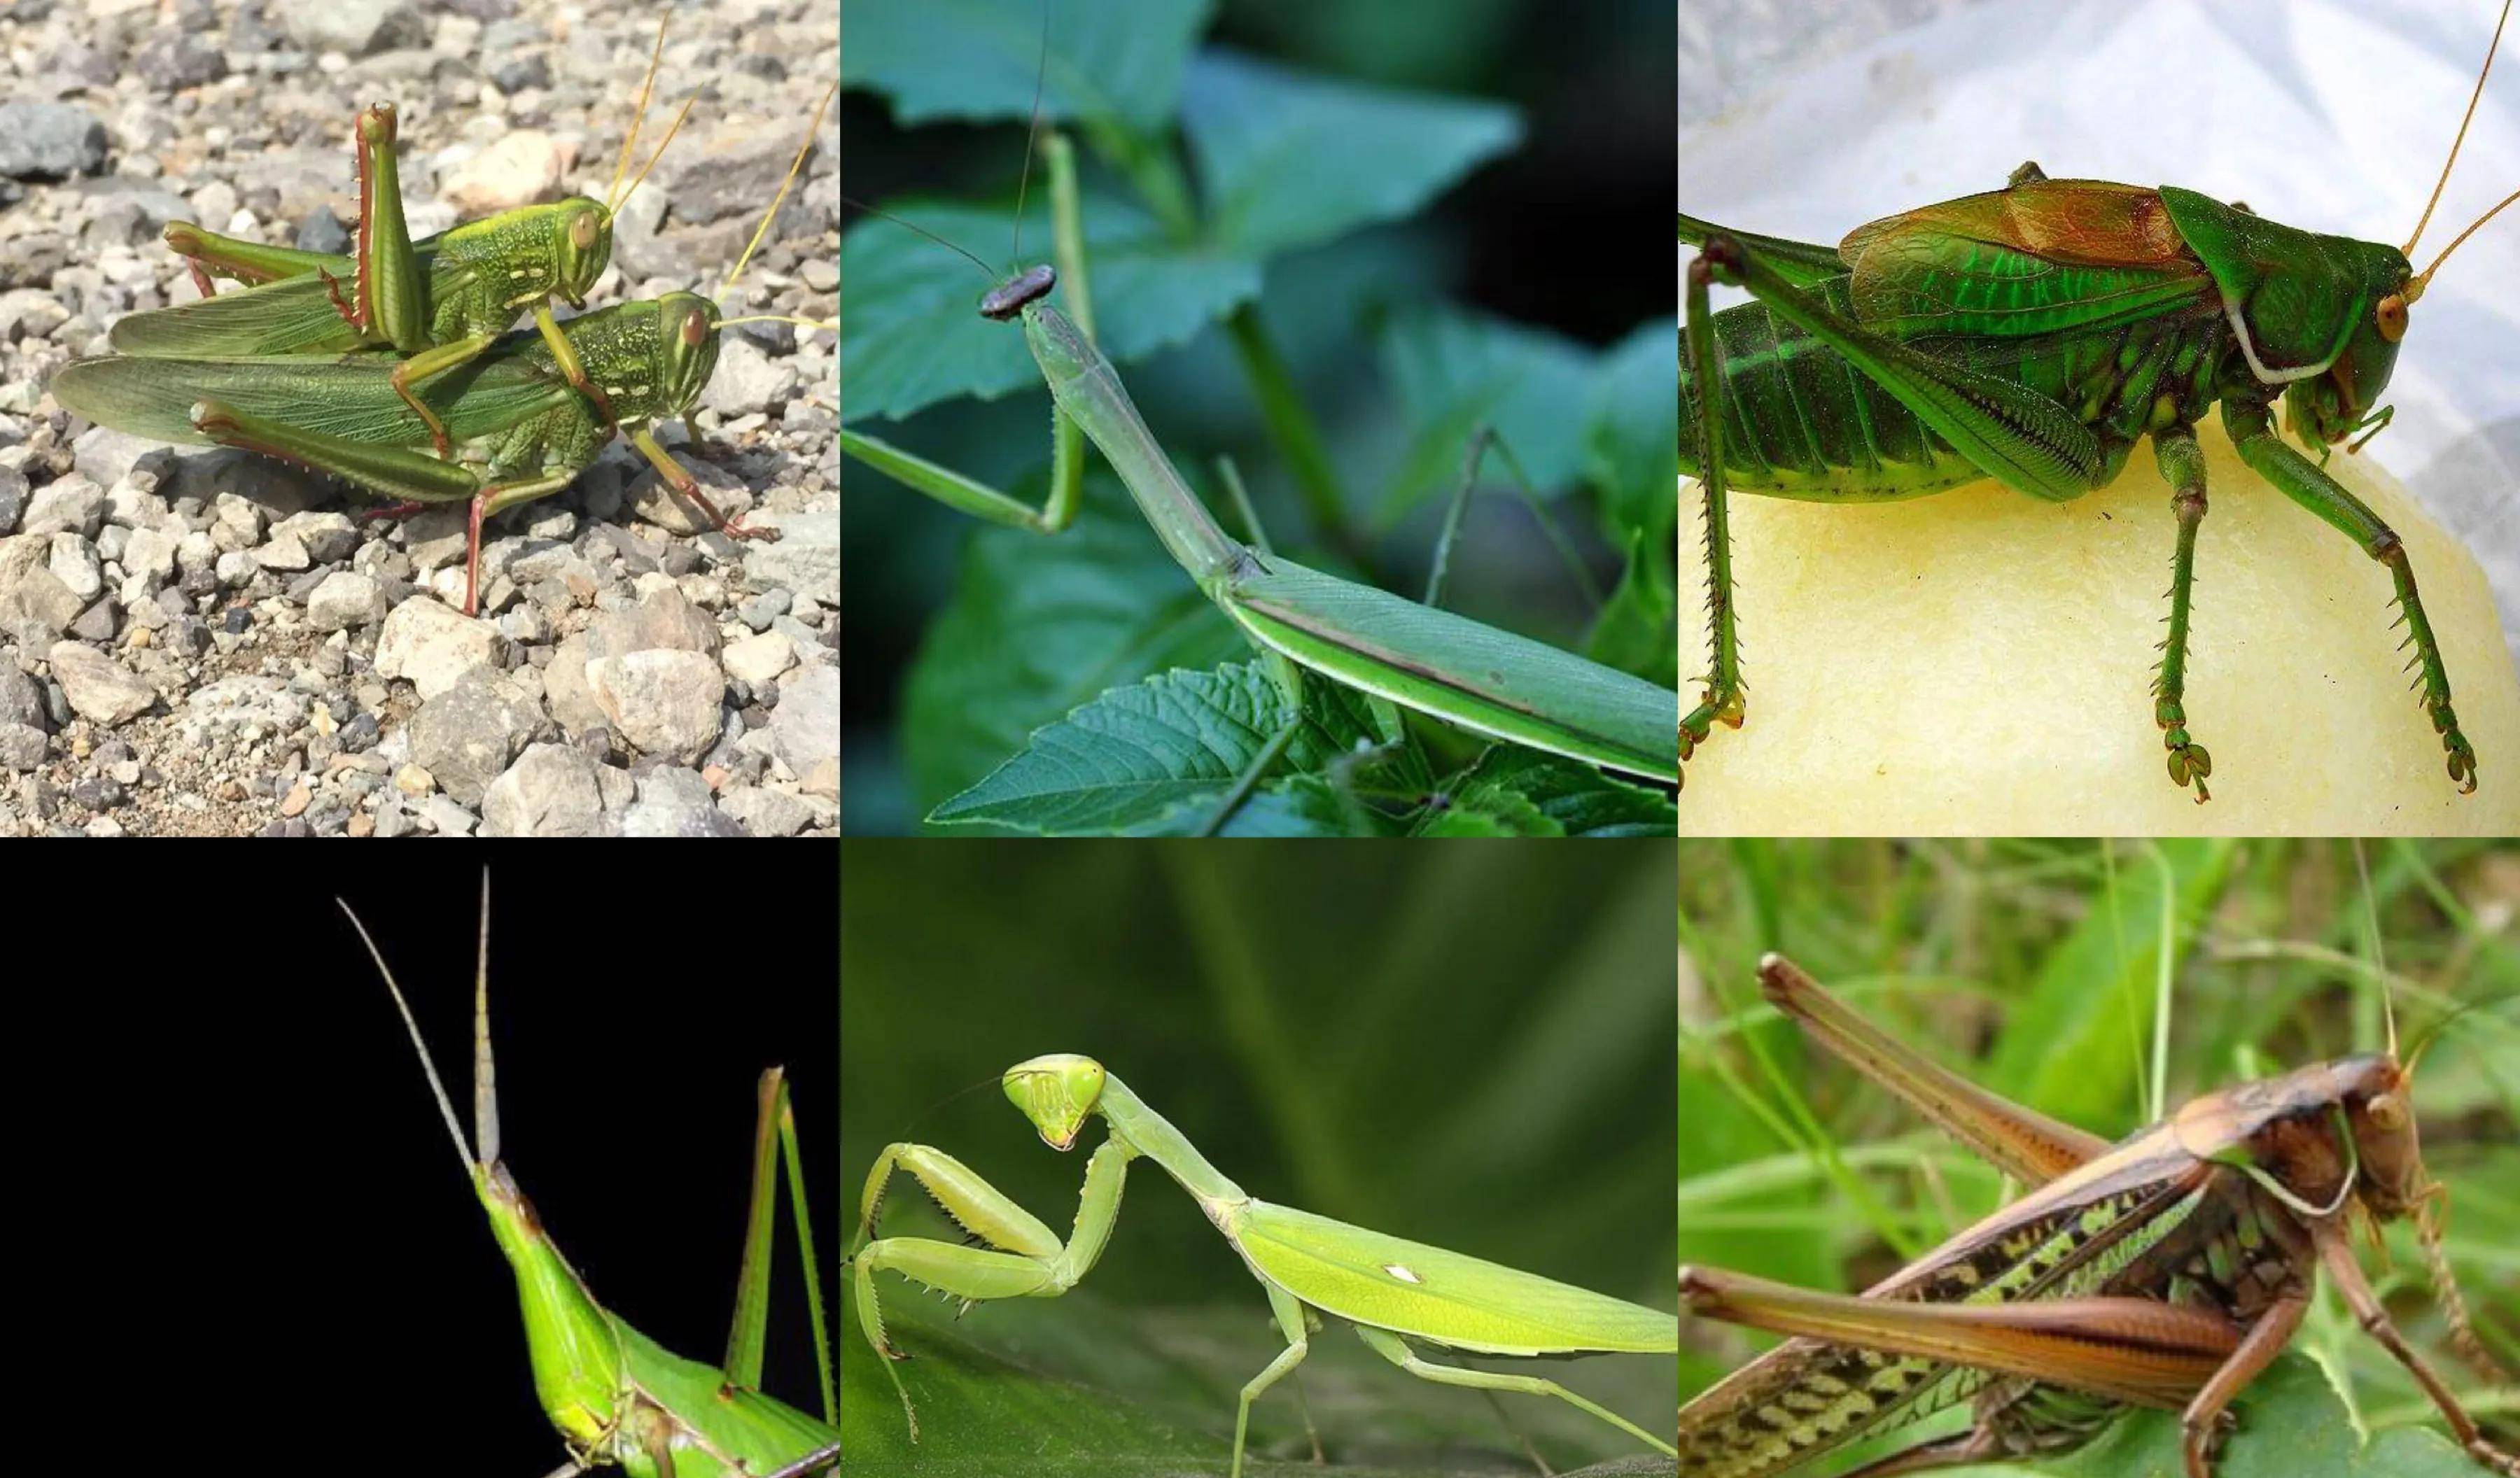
[2399,0,2513,302]
[340,878,493,1179]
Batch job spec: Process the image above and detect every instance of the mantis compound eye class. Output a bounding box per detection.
[2375,294,2408,342]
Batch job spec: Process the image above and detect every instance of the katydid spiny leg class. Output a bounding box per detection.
[2152,425,2214,801]
[1681,238,1748,784]
[2222,396,2477,791]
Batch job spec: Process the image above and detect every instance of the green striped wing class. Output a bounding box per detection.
[1231,1200,1676,1356]
[52,347,572,450]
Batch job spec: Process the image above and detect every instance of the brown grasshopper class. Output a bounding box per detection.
[1676,955,2515,1478]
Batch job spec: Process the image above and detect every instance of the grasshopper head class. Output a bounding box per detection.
[651,291,722,418]
[2281,244,2414,451]
[552,197,614,309]
[1004,1054,1105,1151]
[2337,1053,2426,1219]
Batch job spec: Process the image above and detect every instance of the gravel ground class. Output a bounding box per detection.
[0,0,838,836]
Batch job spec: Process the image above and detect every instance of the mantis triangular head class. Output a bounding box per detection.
[1003,1054,1107,1150]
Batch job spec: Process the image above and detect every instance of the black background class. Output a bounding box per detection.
[52,862,836,1469]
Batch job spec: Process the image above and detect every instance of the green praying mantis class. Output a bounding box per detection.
[1676,955,2516,1478]
[342,884,839,1478]
[113,16,698,451]
[842,7,1679,829]
[1680,0,2519,801]
[848,1055,1680,1477]
[50,66,832,618]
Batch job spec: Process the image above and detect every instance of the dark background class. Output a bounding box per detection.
[50,862,837,1470]
[841,0,1676,831]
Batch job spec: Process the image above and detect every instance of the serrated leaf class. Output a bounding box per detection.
[899,479,1244,820]
[842,196,1261,423]
[928,661,1405,834]
[1184,50,1521,259]
[841,0,1214,130]
[1423,748,1675,837]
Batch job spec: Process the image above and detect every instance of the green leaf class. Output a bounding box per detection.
[1583,319,1683,546]
[1586,524,1678,687]
[1921,1355,2491,1478]
[1184,51,1520,259]
[841,0,1214,130]
[841,197,1261,423]
[899,479,1244,820]
[1373,305,1597,523]
[1420,748,1676,838]
[927,661,1404,834]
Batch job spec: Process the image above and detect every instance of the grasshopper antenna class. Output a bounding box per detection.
[1009,0,1054,269]
[2410,188,2519,299]
[2352,840,2398,1060]
[2400,0,2510,295]
[471,868,500,1169]
[718,81,838,302]
[340,894,477,1178]
[606,15,674,213]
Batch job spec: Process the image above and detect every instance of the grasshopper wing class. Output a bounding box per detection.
[1229,1200,1676,1356]
[1839,179,2213,339]
[108,275,367,358]
[52,346,566,451]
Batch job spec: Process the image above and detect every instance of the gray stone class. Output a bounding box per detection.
[627,455,754,537]
[307,571,387,631]
[479,742,606,836]
[375,596,506,698]
[721,630,794,687]
[284,0,425,56]
[20,477,106,540]
[48,641,157,725]
[407,670,542,806]
[0,103,107,181]
[0,722,46,771]
[587,649,723,763]
[0,465,25,535]
[699,337,800,418]
[0,288,71,342]
[70,428,175,490]
[0,667,43,728]
[622,766,742,837]
[132,28,227,90]
[739,508,837,607]
[768,661,836,775]
[718,783,813,838]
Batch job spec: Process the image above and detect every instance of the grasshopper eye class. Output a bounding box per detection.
[572,212,598,248]
[2375,294,2408,342]
[2368,1092,2407,1133]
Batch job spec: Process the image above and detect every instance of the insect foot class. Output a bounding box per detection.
[2157,699,2213,803]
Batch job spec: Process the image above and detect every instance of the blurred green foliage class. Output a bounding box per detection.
[841,0,1676,834]
[841,841,1677,1474]
[1676,838,2520,1477]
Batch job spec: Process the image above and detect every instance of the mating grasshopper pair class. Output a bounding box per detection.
[347,883,839,1478]
[1680,2,2516,801]
[51,24,833,617]
[1679,955,2515,1478]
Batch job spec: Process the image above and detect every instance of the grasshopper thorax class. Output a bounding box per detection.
[1004,1053,1105,1150]
[980,264,1056,321]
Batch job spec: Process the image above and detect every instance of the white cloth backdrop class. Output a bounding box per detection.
[1680,0,2520,671]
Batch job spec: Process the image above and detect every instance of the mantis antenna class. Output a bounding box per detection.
[1009,0,1054,269]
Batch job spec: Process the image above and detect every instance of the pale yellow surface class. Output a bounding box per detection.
[1676,420,2520,836]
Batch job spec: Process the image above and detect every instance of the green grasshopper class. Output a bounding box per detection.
[1680,1,2517,801]
[1676,955,2516,1478]
[846,129,1681,813]
[849,1055,1680,1477]
[121,19,699,453]
[342,887,839,1478]
[49,87,833,618]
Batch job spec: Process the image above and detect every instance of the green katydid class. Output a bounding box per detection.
[844,127,1681,808]
[1675,954,2517,1478]
[848,1055,1680,1477]
[48,87,834,618]
[1679,1,2519,801]
[342,886,839,1478]
[121,17,700,452]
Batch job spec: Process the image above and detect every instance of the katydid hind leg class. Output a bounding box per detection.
[2152,425,2215,801]
[1681,242,1747,785]
[1352,1324,1679,1461]
[2223,397,2477,791]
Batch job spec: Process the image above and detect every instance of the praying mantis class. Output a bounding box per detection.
[344,882,839,1478]
[848,1055,1679,1477]
[1679,0,2519,801]
[1676,952,2516,1478]
[842,0,1679,833]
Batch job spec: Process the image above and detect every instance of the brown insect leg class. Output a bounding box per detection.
[2177,1292,2308,1478]
[1833,1423,2005,1477]
[2316,1225,2520,1477]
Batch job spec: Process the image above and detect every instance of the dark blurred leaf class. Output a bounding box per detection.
[1584,320,1682,545]
[899,479,1243,819]
[1420,748,1674,837]
[1373,306,1596,524]
[1922,1356,2488,1477]
[842,196,1261,423]
[927,660,1404,834]
[841,0,1215,130]
[1184,50,1520,258]
[1588,524,1678,686]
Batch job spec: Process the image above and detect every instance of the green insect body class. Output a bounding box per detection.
[1681,145,2510,800]
[52,293,726,615]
